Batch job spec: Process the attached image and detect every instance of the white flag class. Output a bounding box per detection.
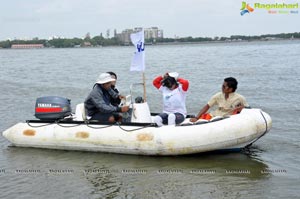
[130,30,145,71]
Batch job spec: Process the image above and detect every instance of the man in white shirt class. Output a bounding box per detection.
[153,72,189,126]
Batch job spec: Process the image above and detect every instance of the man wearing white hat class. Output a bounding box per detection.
[84,73,129,123]
[153,72,189,126]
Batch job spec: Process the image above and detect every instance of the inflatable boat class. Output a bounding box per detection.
[2,96,272,156]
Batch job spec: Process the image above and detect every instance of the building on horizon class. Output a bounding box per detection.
[144,27,163,41]
[116,27,163,45]
[11,44,44,49]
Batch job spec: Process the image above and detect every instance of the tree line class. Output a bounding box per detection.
[1,32,299,48]
[0,35,122,48]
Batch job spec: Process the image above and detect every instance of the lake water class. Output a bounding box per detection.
[0,40,299,198]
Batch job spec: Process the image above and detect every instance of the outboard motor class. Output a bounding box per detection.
[34,96,72,121]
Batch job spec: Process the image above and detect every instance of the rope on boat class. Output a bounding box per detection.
[26,119,82,128]
[117,122,156,132]
[85,122,113,129]
[55,121,82,128]
[26,119,154,131]
[258,110,269,137]
[246,110,269,148]
[26,121,54,128]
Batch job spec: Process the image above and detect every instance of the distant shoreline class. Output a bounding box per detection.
[1,37,299,49]
[153,38,300,46]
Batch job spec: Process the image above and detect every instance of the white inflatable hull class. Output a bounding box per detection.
[2,109,271,155]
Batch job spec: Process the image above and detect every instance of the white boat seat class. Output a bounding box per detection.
[75,103,88,121]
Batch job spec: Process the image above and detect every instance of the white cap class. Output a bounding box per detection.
[168,72,179,80]
[95,73,116,84]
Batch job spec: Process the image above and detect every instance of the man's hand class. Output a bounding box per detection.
[119,95,126,99]
[233,104,244,114]
[163,73,169,79]
[189,117,198,123]
[120,106,129,112]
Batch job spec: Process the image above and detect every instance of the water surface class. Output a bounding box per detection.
[1,40,299,198]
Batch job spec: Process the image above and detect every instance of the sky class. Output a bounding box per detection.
[0,0,299,40]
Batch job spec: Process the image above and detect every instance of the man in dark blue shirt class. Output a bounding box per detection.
[84,73,129,123]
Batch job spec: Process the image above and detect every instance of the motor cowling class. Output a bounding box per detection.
[34,96,72,120]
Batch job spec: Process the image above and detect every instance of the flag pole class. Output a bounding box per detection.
[142,72,147,102]
[130,29,146,101]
